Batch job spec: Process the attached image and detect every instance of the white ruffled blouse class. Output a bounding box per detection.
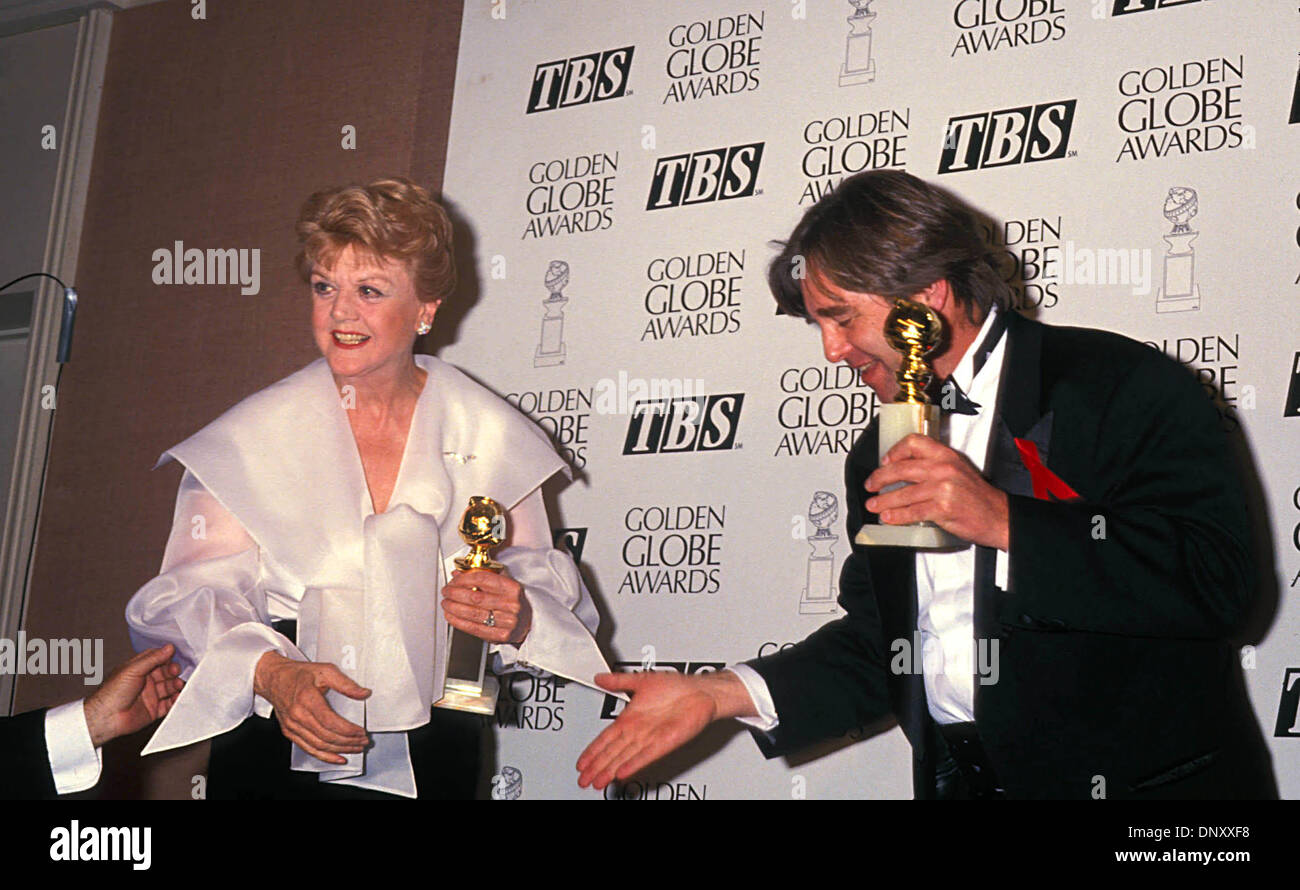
[125,354,609,797]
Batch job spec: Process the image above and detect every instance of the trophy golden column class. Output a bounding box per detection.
[854,298,964,549]
[434,496,506,714]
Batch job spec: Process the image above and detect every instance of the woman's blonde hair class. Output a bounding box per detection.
[296,177,456,303]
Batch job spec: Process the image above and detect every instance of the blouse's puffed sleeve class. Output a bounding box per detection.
[126,470,306,740]
[490,488,605,684]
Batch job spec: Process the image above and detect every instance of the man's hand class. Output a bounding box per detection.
[576,670,755,790]
[866,433,1010,550]
[83,644,185,748]
[442,568,532,645]
[254,652,371,765]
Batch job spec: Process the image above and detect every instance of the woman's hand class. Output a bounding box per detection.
[253,651,371,765]
[441,569,532,645]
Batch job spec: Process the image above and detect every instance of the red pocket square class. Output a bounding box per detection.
[1013,437,1081,502]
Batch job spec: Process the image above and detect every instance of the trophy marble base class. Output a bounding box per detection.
[856,401,964,549]
[800,536,839,613]
[839,17,876,86]
[854,522,963,548]
[1155,285,1200,313]
[434,675,499,715]
[436,579,500,715]
[799,595,840,614]
[839,60,875,86]
[1157,234,1200,313]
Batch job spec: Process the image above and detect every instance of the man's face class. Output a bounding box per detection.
[802,267,902,402]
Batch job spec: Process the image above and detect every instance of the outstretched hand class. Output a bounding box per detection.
[576,669,754,790]
[83,644,185,748]
[254,652,371,765]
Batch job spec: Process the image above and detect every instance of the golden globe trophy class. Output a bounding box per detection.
[434,496,505,714]
[854,299,964,549]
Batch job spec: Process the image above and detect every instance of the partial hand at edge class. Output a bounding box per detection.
[84,644,186,748]
[576,669,755,791]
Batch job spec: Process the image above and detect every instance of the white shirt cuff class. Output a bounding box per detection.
[727,664,779,733]
[995,547,1009,591]
[45,699,102,795]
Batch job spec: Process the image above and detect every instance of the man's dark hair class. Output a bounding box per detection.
[768,170,1010,323]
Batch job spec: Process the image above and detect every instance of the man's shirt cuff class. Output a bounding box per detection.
[45,700,102,795]
[727,664,779,732]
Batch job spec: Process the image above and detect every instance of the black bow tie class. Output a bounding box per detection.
[929,309,1009,416]
[935,377,980,416]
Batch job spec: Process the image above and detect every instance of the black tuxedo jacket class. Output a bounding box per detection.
[0,708,59,799]
[747,312,1277,799]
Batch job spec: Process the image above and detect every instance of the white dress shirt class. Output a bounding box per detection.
[733,307,1009,729]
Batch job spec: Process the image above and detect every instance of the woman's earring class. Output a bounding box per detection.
[416,321,432,335]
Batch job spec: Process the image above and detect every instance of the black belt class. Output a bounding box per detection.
[935,721,1005,799]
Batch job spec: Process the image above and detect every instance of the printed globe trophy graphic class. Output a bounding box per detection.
[434,495,506,714]
[854,298,963,548]
[799,491,841,615]
[534,260,570,367]
[1155,186,1201,314]
[492,765,523,800]
[839,0,877,86]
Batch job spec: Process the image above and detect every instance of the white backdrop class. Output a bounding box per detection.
[440,0,1300,799]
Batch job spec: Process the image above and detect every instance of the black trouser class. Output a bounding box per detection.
[933,721,1006,800]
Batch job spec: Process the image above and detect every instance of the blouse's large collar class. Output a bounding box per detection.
[156,354,567,588]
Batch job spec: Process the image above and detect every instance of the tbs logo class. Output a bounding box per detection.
[1275,668,1300,737]
[938,100,1077,173]
[1285,352,1300,418]
[646,143,764,210]
[554,527,589,562]
[1112,0,1209,14]
[623,394,744,455]
[526,46,634,113]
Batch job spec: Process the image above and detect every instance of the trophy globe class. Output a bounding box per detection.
[1164,186,1198,234]
[809,490,838,538]
[544,260,570,298]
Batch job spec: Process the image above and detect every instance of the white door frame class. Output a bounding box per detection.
[0,8,111,714]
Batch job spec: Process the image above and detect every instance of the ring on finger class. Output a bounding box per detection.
[484,609,496,628]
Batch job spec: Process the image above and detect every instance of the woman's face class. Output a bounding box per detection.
[309,243,437,383]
